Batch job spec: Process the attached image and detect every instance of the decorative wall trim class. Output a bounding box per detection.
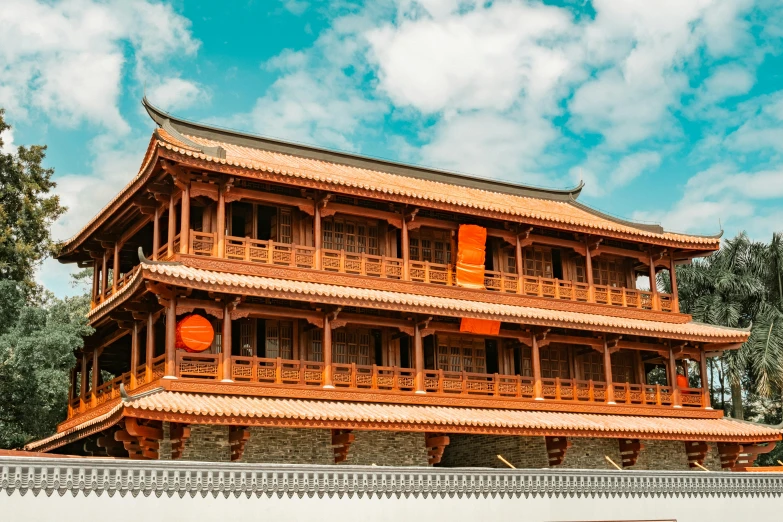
[1,456,782,498]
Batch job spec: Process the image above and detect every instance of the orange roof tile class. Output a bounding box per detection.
[122,391,779,441]
[138,262,749,343]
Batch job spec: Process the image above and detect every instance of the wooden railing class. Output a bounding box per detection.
[93,373,132,406]
[423,370,536,397]
[322,250,403,279]
[409,261,453,285]
[541,377,607,402]
[231,356,324,385]
[333,363,416,391]
[613,383,681,407]
[190,231,215,256]
[224,235,315,268]
[176,352,220,379]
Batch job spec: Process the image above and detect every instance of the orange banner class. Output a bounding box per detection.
[460,318,501,336]
[455,224,487,289]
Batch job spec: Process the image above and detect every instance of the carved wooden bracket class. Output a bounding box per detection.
[320,207,338,219]
[332,429,355,464]
[170,423,191,460]
[95,430,127,458]
[425,433,450,465]
[685,441,709,469]
[619,438,643,467]
[330,319,348,330]
[719,442,777,471]
[229,426,251,462]
[116,418,163,460]
[545,436,570,466]
[190,181,219,201]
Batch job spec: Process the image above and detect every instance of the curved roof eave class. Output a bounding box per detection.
[142,97,585,202]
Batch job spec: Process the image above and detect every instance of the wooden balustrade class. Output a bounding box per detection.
[176,352,220,379]
[190,231,215,256]
[93,373,132,406]
[231,356,325,385]
[409,261,453,285]
[223,234,315,268]
[322,249,403,279]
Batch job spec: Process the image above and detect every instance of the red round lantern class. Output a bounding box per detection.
[175,314,215,353]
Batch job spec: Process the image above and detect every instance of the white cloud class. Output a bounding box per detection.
[281,0,309,16]
[0,0,199,132]
[0,126,14,155]
[570,150,662,197]
[147,77,209,112]
[725,91,783,153]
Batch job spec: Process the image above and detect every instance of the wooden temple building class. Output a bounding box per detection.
[26,99,780,469]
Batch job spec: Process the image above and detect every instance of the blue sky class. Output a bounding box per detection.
[2,0,783,298]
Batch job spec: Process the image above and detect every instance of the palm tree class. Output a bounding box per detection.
[664,233,783,419]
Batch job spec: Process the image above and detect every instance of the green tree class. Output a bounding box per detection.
[0,109,66,296]
[0,279,93,448]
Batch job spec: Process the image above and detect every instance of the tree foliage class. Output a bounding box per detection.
[0,109,66,296]
[0,280,93,448]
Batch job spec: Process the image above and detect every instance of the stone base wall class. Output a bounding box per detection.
[440,435,724,471]
[180,425,230,462]
[344,431,429,467]
[239,428,333,465]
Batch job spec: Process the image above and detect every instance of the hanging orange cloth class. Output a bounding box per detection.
[455,224,488,289]
[176,314,215,353]
[460,317,501,336]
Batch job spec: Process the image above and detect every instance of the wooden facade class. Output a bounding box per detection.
[40,99,779,465]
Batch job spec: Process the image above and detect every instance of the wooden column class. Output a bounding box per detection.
[112,243,120,290]
[217,184,226,258]
[414,323,425,394]
[634,350,645,385]
[649,252,659,310]
[130,321,140,388]
[314,201,322,270]
[401,214,410,280]
[323,313,333,388]
[91,349,100,407]
[669,343,681,407]
[221,303,232,382]
[100,251,108,302]
[91,259,99,303]
[152,205,161,261]
[180,183,190,254]
[585,240,594,302]
[164,295,177,379]
[145,312,155,383]
[167,194,176,258]
[603,340,615,404]
[669,250,679,313]
[532,335,543,400]
[515,236,524,285]
[79,352,88,402]
[68,368,77,417]
[700,346,711,409]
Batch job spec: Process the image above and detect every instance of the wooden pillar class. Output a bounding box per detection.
[515,236,524,284]
[112,243,120,289]
[649,252,659,310]
[167,194,176,257]
[145,312,155,382]
[68,368,77,416]
[401,216,410,280]
[221,303,232,382]
[585,240,594,302]
[217,185,226,258]
[634,350,645,385]
[164,295,177,379]
[603,340,615,404]
[130,321,140,388]
[669,343,681,407]
[700,346,711,409]
[100,251,108,301]
[414,324,425,394]
[91,259,99,303]
[323,313,333,388]
[314,202,322,270]
[152,205,161,261]
[180,183,190,254]
[91,349,100,407]
[79,352,88,401]
[669,250,679,313]
[532,335,543,400]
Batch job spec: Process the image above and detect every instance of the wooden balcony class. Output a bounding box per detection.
[66,353,708,421]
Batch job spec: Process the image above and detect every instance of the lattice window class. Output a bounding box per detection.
[593,258,627,288]
[239,319,255,357]
[322,217,380,255]
[333,329,371,365]
[435,336,486,373]
[265,320,293,359]
[270,208,293,244]
[540,346,570,379]
[505,250,517,274]
[308,329,323,362]
[574,257,587,283]
[581,352,604,381]
[409,228,451,264]
[523,247,553,278]
[611,352,635,383]
[520,346,532,377]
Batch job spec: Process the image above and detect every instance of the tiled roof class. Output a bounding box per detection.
[124,391,779,441]
[155,127,718,247]
[140,262,750,342]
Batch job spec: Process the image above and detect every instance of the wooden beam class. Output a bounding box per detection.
[322,202,401,228]
[332,429,354,464]
[230,302,324,327]
[619,438,643,467]
[425,433,450,465]
[545,436,570,466]
[226,186,315,216]
[229,426,251,462]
